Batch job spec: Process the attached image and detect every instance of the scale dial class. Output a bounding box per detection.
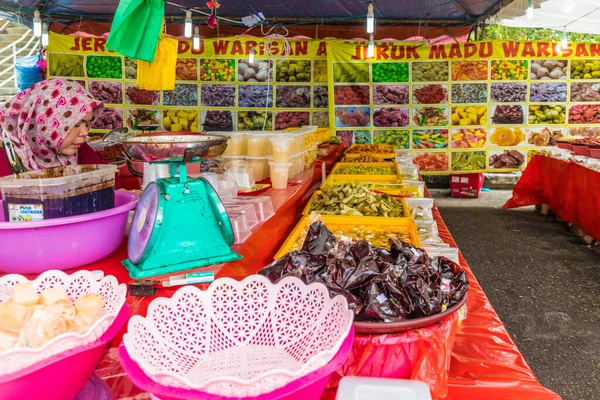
[128,182,160,264]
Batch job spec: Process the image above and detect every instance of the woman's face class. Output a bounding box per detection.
[58,111,94,156]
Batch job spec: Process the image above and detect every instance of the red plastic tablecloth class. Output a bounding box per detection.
[504,155,600,242]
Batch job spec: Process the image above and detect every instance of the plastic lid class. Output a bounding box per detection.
[243,155,270,160]
[206,130,246,136]
[0,164,117,188]
[224,160,249,171]
[221,155,246,160]
[270,136,293,143]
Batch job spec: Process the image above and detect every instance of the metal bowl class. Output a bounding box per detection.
[120,134,230,163]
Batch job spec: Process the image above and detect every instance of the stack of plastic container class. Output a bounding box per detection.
[269,135,293,189]
[211,126,322,185]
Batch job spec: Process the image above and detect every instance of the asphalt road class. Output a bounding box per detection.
[432,189,600,400]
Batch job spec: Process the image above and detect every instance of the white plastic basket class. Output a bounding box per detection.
[0,270,127,377]
[123,275,354,397]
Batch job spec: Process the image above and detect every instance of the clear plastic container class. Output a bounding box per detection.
[220,131,246,157]
[403,180,426,197]
[245,156,270,181]
[246,132,268,157]
[297,151,306,173]
[225,203,259,229]
[338,377,432,400]
[289,153,301,176]
[224,195,275,222]
[404,197,434,220]
[200,172,218,189]
[424,246,460,264]
[229,213,252,244]
[270,136,294,163]
[0,164,117,221]
[399,165,420,180]
[269,161,291,189]
[223,160,255,189]
[416,220,443,244]
[216,179,239,201]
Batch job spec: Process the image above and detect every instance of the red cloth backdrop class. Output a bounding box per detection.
[504,155,600,241]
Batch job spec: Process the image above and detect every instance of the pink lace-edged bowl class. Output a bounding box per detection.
[0,190,139,274]
[120,275,355,399]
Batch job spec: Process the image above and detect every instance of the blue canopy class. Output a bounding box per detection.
[0,0,513,25]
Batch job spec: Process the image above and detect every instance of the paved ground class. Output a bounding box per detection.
[431,189,600,400]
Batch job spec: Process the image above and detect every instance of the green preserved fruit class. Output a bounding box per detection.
[336,165,396,175]
[374,130,409,149]
[49,55,85,77]
[372,63,409,83]
[86,56,123,79]
[310,184,405,217]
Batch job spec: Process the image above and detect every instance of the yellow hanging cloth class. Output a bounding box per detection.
[136,21,177,91]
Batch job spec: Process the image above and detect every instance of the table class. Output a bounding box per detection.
[504,155,600,241]
[4,146,559,399]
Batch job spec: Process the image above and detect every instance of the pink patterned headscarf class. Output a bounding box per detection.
[0,78,104,171]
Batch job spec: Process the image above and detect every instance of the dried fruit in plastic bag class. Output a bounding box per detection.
[260,222,469,323]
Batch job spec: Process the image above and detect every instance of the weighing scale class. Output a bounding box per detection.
[119,134,241,278]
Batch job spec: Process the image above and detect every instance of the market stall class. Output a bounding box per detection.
[0,8,584,398]
[0,142,558,400]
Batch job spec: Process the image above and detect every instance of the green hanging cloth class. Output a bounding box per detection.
[106,0,165,62]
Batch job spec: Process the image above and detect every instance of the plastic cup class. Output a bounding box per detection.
[246,157,268,181]
[224,160,255,189]
[223,132,246,156]
[270,136,293,163]
[247,133,267,157]
[269,161,292,189]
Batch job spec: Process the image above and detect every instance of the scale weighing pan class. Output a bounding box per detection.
[120,134,228,163]
[121,133,241,279]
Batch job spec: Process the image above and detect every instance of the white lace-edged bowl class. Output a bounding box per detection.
[0,270,127,378]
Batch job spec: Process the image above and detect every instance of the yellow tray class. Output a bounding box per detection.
[321,174,408,190]
[330,162,400,181]
[275,216,420,259]
[344,144,395,159]
[302,189,411,217]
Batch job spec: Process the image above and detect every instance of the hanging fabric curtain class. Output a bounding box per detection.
[106,0,165,62]
[136,20,178,91]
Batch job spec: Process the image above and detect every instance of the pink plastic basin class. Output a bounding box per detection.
[118,327,355,400]
[0,304,129,400]
[0,191,138,274]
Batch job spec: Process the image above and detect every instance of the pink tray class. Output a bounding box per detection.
[118,327,355,400]
[0,191,138,274]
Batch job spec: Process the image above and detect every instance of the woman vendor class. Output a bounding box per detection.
[0,78,121,188]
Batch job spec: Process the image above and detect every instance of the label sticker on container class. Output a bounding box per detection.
[440,278,452,293]
[375,293,388,304]
[8,204,44,222]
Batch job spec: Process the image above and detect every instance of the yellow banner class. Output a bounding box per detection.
[47,32,327,58]
[323,39,600,62]
[325,39,590,174]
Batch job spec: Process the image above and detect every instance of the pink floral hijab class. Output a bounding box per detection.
[0,78,104,171]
